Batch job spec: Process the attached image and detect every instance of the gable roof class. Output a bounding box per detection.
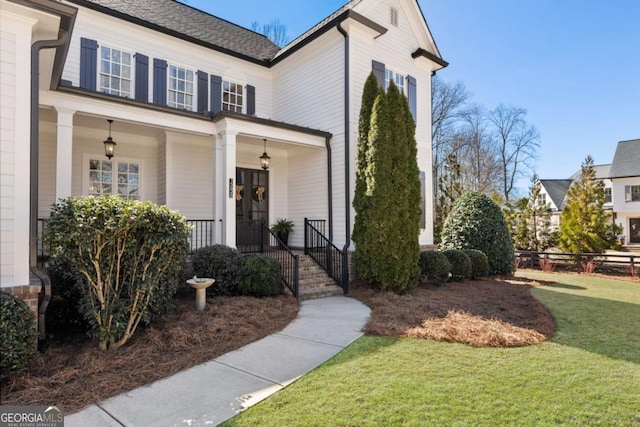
[569,164,612,181]
[68,0,280,63]
[539,179,573,209]
[609,139,640,178]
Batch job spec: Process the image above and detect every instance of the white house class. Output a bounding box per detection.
[1,0,446,320]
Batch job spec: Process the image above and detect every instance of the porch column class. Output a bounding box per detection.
[55,108,75,200]
[212,134,224,244]
[220,130,237,247]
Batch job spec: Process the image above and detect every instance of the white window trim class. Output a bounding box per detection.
[82,153,144,201]
[167,63,196,111]
[98,44,134,98]
[222,79,245,113]
[384,68,405,94]
[626,185,640,203]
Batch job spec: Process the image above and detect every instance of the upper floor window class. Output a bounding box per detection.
[100,46,132,97]
[604,187,612,203]
[223,80,244,113]
[88,159,140,201]
[537,193,547,206]
[625,185,640,203]
[168,65,194,110]
[384,69,405,94]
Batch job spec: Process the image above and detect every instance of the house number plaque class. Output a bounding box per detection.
[228,178,233,198]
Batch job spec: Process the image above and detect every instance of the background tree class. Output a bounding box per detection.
[488,104,540,201]
[251,20,289,47]
[512,176,553,250]
[435,153,463,243]
[558,155,621,253]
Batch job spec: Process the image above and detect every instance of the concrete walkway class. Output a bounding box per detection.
[66,296,371,427]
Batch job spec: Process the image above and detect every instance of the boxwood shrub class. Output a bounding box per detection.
[418,251,451,286]
[1,292,37,379]
[463,249,490,279]
[442,249,472,281]
[191,245,244,296]
[238,254,283,297]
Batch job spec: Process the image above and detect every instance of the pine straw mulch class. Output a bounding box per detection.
[0,289,299,414]
[349,276,557,347]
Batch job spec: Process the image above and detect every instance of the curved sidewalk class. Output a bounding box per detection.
[66,296,371,427]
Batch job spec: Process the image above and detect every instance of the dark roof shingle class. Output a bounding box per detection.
[539,179,573,209]
[609,139,640,178]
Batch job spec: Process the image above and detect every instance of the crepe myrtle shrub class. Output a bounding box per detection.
[418,251,451,286]
[45,196,190,351]
[463,249,490,279]
[238,254,283,297]
[191,245,244,296]
[441,191,516,276]
[442,249,472,282]
[0,292,38,380]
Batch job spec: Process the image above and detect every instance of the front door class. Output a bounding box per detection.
[630,218,640,244]
[236,168,269,250]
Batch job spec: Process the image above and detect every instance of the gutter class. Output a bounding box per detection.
[326,136,333,241]
[31,31,70,340]
[336,23,350,266]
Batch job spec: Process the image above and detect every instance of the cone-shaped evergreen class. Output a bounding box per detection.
[353,79,420,293]
[558,155,619,253]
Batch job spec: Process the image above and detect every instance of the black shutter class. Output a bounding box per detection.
[407,75,417,122]
[246,84,256,116]
[134,53,149,102]
[372,60,385,89]
[197,70,209,113]
[80,38,97,90]
[210,75,222,114]
[153,59,167,105]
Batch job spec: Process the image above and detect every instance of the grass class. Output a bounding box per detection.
[222,272,640,426]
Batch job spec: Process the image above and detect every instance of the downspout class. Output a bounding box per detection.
[325,136,334,241]
[31,30,69,340]
[337,23,350,255]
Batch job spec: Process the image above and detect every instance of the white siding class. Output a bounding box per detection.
[38,120,57,217]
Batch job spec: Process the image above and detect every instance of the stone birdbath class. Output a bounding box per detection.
[186,277,215,311]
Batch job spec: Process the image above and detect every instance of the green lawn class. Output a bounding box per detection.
[222,273,640,426]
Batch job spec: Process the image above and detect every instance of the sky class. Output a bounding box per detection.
[182,0,640,193]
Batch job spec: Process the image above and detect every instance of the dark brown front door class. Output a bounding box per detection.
[236,168,269,248]
[630,218,640,244]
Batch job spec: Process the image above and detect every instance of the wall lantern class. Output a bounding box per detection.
[260,138,270,171]
[103,119,117,160]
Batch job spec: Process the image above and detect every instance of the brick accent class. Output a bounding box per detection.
[2,285,41,325]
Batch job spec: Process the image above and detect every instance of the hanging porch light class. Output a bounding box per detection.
[260,138,270,171]
[103,119,117,160]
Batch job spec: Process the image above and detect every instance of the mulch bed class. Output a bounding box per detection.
[0,291,299,413]
[349,276,557,347]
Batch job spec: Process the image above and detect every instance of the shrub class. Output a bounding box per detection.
[191,245,244,296]
[441,191,515,276]
[45,196,190,351]
[442,249,472,281]
[463,249,489,279]
[238,254,283,297]
[1,292,38,380]
[418,251,451,286]
[46,260,86,332]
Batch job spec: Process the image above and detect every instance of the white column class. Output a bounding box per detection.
[55,108,75,200]
[220,130,237,247]
[212,134,224,244]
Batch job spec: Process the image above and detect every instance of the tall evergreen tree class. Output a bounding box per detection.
[559,155,620,253]
[513,177,553,250]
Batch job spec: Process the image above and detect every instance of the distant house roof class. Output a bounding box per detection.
[609,139,640,178]
[68,0,281,63]
[539,179,573,210]
[569,164,612,181]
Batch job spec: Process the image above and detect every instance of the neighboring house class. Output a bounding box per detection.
[537,140,640,245]
[1,0,447,315]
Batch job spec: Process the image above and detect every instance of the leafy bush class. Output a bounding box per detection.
[191,245,244,296]
[418,251,451,286]
[45,196,190,351]
[463,249,489,279]
[238,254,283,297]
[441,191,515,276]
[46,260,86,332]
[1,292,37,379]
[442,249,472,282]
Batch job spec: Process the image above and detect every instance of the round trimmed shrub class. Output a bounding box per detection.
[238,254,283,297]
[192,245,244,296]
[441,191,515,275]
[463,249,489,279]
[1,292,38,380]
[442,249,472,281]
[418,251,451,286]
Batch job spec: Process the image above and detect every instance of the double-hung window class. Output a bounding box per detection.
[604,187,612,203]
[384,69,405,94]
[88,159,140,201]
[222,80,244,113]
[625,185,640,202]
[168,65,194,110]
[100,46,132,97]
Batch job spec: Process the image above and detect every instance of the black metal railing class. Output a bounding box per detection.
[236,219,267,254]
[304,218,348,294]
[186,219,218,252]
